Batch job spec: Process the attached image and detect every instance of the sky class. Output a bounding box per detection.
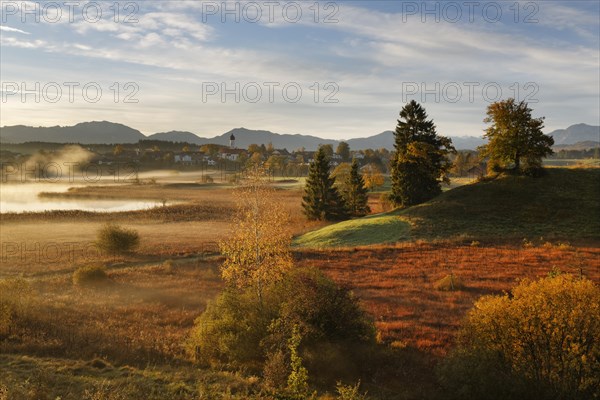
[1,0,599,140]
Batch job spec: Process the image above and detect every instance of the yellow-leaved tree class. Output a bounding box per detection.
[362,163,385,191]
[219,167,293,302]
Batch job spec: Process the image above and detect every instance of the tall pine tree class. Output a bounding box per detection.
[390,100,455,207]
[302,146,348,221]
[341,159,370,217]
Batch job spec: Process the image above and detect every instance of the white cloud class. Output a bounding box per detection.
[72,10,213,46]
[0,26,30,35]
[0,36,46,49]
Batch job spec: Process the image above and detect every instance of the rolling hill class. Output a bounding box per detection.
[294,168,600,248]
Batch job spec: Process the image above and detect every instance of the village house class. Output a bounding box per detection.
[219,148,246,162]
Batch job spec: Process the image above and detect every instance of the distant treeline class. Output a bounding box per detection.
[547,148,600,159]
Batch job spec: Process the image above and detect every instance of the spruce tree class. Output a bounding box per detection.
[341,159,370,217]
[390,100,455,207]
[302,146,348,221]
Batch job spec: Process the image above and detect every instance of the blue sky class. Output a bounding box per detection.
[1,1,599,139]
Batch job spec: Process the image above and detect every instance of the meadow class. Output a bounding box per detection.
[1,168,599,399]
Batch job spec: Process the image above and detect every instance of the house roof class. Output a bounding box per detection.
[220,148,246,154]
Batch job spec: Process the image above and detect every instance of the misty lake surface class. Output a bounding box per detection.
[0,183,163,213]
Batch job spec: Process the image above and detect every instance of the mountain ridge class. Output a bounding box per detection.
[1,121,598,151]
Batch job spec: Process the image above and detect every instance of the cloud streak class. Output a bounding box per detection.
[0,25,30,34]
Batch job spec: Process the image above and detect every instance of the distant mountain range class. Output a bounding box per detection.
[0,122,145,144]
[1,121,598,151]
[546,123,600,145]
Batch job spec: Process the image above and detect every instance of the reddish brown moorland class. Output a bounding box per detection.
[297,243,600,354]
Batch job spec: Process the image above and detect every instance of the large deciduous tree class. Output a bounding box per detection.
[302,146,348,221]
[362,163,385,191]
[479,98,553,174]
[390,100,455,207]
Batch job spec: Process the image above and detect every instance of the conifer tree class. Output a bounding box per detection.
[341,159,370,217]
[302,146,348,221]
[390,100,455,207]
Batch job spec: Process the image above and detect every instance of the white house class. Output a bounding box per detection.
[174,154,193,164]
[219,149,245,161]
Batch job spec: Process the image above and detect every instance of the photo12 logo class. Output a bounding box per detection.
[1,82,140,104]
[1,161,139,183]
[201,81,339,104]
[199,1,339,24]
[401,81,539,104]
[1,241,102,264]
[400,1,539,23]
[1,1,139,24]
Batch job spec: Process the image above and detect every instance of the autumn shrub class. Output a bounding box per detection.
[433,274,465,291]
[162,259,176,273]
[0,278,34,338]
[95,224,140,255]
[73,265,110,287]
[187,267,375,385]
[438,274,600,400]
[335,381,369,400]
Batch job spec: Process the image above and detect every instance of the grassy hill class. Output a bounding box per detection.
[294,168,600,248]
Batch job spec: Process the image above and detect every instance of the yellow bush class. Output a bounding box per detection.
[451,274,600,399]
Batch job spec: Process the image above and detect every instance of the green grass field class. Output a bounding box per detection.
[293,212,411,248]
[294,168,600,248]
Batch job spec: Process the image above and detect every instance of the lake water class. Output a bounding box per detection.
[0,183,163,213]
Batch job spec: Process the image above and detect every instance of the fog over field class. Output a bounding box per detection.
[0,183,165,213]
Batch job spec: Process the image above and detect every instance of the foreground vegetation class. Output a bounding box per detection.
[2,253,598,398]
[1,165,599,399]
